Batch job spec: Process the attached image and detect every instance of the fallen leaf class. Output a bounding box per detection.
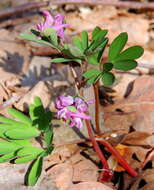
[70,181,113,190]
[47,163,73,190]
[130,169,154,190]
[104,75,154,133]
[14,81,52,111]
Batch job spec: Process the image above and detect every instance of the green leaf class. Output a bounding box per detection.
[92,26,102,40]
[68,45,85,58]
[17,147,44,157]
[72,36,83,51]
[30,29,40,36]
[51,58,72,63]
[93,29,108,41]
[103,63,113,72]
[7,108,32,126]
[87,53,99,65]
[113,60,137,71]
[109,32,128,61]
[86,39,108,64]
[44,127,53,147]
[0,116,27,128]
[101,72,115,86]
[0,141,21,154]
[26,157,43,186]
[0,152,16,163]
[94,38,108,61]
[5,128,40,140]
[34,96,43,107]
[0,124,21,138]
[43,28,58,46]
[29,97,52,131]
[87,75,100,85]
[9,139,32,146]
[83,69,101,79]
[15,154,38,164]
[20,33,55,48]
[81,31,88,50]
[114,46,144,61]
[44,146,54,156]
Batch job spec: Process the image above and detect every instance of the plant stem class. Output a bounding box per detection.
[93,81,101,135]
[85,120,113,181]
[85,120,108,168]
[97,139,138,177]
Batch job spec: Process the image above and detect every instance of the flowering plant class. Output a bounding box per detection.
[0,11,144,186]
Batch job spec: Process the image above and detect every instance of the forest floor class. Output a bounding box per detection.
[0,0,154,190]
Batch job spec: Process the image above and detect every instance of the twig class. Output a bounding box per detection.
[1,0,154,21]
[93,81,101,135]
[0,1,49,19]
[52,0,154,10]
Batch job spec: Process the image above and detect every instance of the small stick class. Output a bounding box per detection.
[52,0,154,11]
[0,2,49,19]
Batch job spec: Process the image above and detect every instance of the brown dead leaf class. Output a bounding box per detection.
[70,181,113,190]
[14,81,52,111]
[72,159,98,183]
[130,169,154,190]
[104,75,154,133]
[67,6,149,45]
[122,131,153,146]
[47,163,73,190]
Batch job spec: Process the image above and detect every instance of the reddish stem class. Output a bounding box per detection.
[93,81,101,135]
[98,139,138,177]
[85,120,113,181]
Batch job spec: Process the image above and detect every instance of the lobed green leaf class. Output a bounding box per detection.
[101,72,115,86]
[114,46,144,61]
[83,69,101,79]
[113,60,137,71]
[109,32,128,61]
[81,31,89,50]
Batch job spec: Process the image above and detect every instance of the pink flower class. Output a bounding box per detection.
[69,117,83,129]
[55,96,74,109]
[55,96,93,129]
[37,11,69,39]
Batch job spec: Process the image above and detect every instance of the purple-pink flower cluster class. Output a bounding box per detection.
[55,96,94,129]
[37,11,69,40]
